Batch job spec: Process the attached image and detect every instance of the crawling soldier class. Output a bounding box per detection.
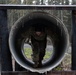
[31,26,47,68]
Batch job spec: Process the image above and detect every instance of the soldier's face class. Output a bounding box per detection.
[35,31,42,36]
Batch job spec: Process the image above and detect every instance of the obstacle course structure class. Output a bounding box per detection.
[0,4,76,75]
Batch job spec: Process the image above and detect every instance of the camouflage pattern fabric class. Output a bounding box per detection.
[30,27,47,68]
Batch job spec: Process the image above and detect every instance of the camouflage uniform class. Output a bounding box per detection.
[30,27,47,68]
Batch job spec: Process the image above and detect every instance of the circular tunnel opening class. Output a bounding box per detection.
[22,36,54,64]
[9,12,69,73]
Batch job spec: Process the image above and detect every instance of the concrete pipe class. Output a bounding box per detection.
[9,12,69,73]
